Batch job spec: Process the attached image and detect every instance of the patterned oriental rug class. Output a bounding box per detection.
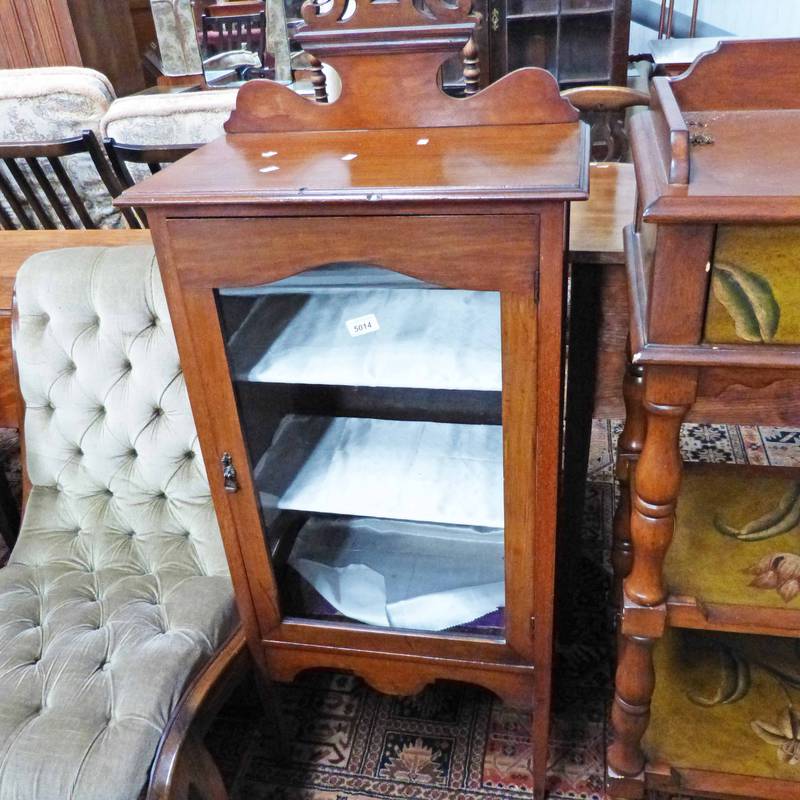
[2,421,799,798]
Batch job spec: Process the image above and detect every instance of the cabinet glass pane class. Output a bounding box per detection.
[216,263,506,637]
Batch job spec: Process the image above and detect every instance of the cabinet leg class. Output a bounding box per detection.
[608,367,695,784]
[608,632,655,778]
[531,670,551,800]
[623,369,694,608]
[612,359,645,600]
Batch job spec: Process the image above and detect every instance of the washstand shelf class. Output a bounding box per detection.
[607,38,800,800]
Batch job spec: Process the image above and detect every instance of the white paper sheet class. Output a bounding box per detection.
[288,516,505,631]
[255,415,504,528]
[226,286,501,391]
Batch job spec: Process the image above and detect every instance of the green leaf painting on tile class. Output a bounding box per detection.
[711,262,781,343]
[711,481,800,602]
[714,482,800,541]
[683,638,800,767]
[687,645,751,707]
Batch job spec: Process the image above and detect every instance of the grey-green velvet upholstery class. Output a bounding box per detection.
[0,246,236,800]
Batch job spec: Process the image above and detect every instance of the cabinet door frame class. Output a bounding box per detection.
[150,207,565,669]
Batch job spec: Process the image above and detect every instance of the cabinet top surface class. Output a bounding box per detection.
[634,39,800,222]
[634,108,800,223]
[118,123,589,210]
[684,110,800,200]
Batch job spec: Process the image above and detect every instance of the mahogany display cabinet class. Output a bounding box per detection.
[119,1,589,795]
[606,40,800,800]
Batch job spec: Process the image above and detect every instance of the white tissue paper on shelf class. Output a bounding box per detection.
[288,515,505,631]
[226,287,501,391]
[255,415,504,528]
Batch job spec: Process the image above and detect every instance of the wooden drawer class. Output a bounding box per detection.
[166,215,540,293]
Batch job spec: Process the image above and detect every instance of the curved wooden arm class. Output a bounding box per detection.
[146,627,249,800]
[562,85,650,113]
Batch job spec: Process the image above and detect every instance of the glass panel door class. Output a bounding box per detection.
[216,263,505,637]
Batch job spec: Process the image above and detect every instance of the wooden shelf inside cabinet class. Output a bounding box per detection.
[644,628,800,800]
[663,464,800,637]
[116,3,589,798]
[561,5,614,16]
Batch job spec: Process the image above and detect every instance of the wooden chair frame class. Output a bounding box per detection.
[201,9,267,60]
[0,131,138,230]
[104,140,200,229]
[145,628,251,800]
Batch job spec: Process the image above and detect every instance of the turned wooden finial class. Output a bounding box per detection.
[308,52,329,103]
[462,35,480,96]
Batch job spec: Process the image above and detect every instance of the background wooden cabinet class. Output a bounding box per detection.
[482,0,631,87]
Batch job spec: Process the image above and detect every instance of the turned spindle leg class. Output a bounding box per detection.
[308,53,328,103]
[623,388,691,608]
[462,36,480,96]
[607,367,696,793]
[612,360,645,598]
[608,633,656,777]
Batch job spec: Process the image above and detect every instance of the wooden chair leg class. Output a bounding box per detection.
[184,736,229,800]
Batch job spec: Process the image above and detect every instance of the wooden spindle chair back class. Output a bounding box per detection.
[0,130,136,230]
[103,140,199,229]
[201,8,267,59]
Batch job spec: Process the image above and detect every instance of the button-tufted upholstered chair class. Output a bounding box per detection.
[0,245,250,800]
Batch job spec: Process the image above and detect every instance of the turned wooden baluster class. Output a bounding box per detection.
[612,358,645,597]
[624,371,695,607]
[462,35,480,96]
[608,367,697,781]
[608,633,656,777]
[308,53,329,103]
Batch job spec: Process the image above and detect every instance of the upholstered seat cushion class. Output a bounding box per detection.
[101,90,238,147]
[0,246,236,800]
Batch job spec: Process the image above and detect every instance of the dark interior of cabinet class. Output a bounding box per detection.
[499,0,627,88]
[507,17,558,72]
[558,12,612,83]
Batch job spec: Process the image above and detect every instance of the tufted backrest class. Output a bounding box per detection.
[0,67,121,228]
[13,245,229,581]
